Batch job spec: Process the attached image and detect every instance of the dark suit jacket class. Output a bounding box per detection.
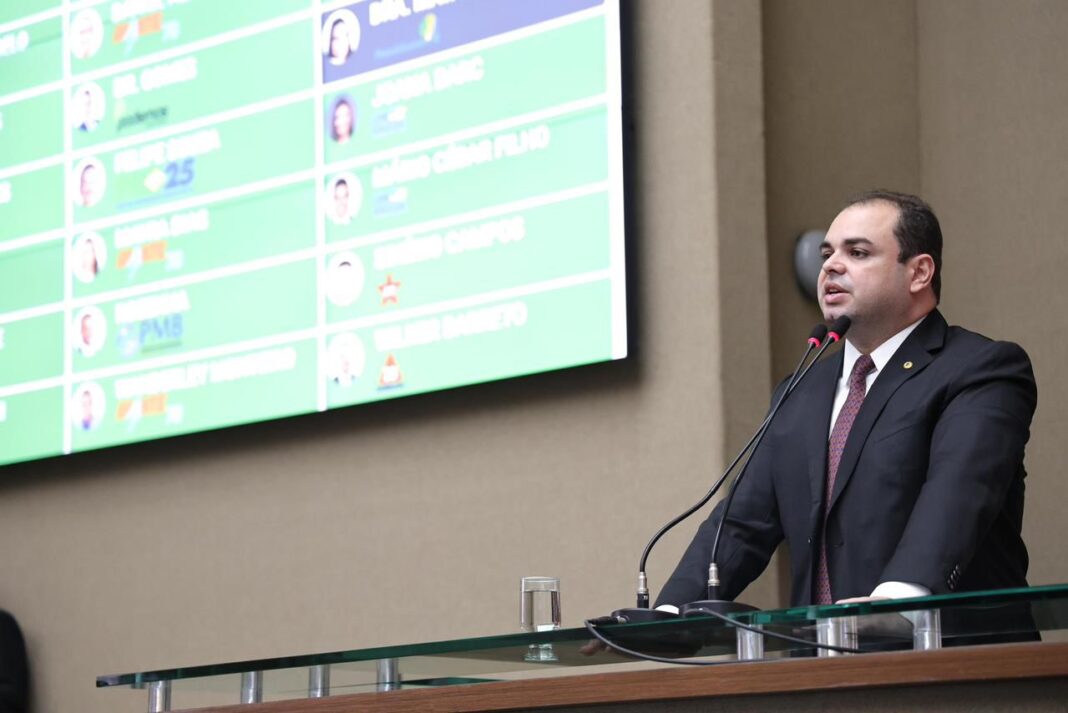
[0,610,27,713]
[657,310,1037,608]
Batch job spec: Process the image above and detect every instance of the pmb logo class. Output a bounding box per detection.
[117,314,184,356]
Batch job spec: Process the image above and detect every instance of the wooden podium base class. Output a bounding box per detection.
[188,641,1068,713]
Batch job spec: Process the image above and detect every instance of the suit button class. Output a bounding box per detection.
[807,538,812,545]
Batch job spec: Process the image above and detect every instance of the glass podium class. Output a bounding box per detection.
[97,584,1068,712]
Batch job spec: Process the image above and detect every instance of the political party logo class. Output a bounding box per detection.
[378,274,401,305]
[116,393,183,431]
[116,106,169,134]
[115,314,183,357]
[116,240,175,279]
[373,186,408,217]
[116,392,165,422]
[114,290,189,357]
[372,106,408,138]
[112,3,182,54]
[144,158,195,196]
[113,10,160,46]
[378,353,403,389]
[419,13,438,43]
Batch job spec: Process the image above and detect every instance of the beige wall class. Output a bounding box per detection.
[2,2,1067,712]
[915,0,1068,586]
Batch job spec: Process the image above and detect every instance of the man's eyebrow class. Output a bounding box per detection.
[819,237,875,250]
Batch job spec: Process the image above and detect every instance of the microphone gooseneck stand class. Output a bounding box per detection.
[682,317,850,616]
[590,318,857,661]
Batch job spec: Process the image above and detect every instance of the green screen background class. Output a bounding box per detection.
[0,0,626,467]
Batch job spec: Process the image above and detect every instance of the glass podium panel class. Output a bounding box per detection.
[733,583,1068,656]
[97,584,1068,711]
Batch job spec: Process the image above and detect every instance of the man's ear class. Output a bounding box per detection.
[909,254,935,294]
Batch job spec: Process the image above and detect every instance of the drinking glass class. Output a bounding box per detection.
[520,576,561,661]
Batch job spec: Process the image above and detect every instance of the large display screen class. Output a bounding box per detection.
[0,0,627,467]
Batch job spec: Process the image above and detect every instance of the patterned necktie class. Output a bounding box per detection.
[814,354,876,605]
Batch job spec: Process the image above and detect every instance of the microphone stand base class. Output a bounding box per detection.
[680,600,760,617]
[610,608,679,623]
[604,607,700,657]
[679,600,760,647]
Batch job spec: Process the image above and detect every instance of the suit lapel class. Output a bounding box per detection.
[826,311,948,513]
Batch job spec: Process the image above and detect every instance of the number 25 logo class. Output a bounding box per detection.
[164,158,195,189]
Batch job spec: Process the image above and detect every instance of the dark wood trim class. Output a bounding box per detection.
[184,642,1068,713]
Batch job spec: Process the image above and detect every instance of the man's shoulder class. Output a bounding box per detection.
[935,321,1036,402]
[942,322,1032,363]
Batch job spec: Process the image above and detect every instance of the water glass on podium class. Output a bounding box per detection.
[520,576,561,662]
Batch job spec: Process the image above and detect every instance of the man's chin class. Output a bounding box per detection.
[821,306,854,325]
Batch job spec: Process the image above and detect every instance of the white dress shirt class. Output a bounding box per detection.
[831,316,930,600]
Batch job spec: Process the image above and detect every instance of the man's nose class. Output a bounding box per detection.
[822,251,844,274]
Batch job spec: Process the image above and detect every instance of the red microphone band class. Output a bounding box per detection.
[806,324,829,348]
[825,316,852,344]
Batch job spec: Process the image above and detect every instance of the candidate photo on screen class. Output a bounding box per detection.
[322,9,361,66]
[325,173,362,225]
[71,82,106,133]
[72,306,107,358]
[325,251,365,307]
[330,95,356,144]
[73,158,106,208]
[72,232,107,284]
[70,8,104,60]
[71,382,106,432]
[326,332,366,387]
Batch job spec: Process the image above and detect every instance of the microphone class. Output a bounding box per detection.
[609,322,839,624]
[827,316,849,343]
[682,316,850,616]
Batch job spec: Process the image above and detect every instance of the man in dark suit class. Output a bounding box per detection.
[0,610,27,713]
[657,191,1037,609]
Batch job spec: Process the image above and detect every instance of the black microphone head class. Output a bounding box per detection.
[807,323,829,347]
[827,316,851,342]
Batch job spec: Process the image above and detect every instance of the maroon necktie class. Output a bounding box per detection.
[814,354,876,605]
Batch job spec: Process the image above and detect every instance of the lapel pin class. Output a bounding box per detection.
[903,361,913,370]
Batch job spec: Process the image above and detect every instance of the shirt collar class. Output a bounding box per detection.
[841,315,927,381]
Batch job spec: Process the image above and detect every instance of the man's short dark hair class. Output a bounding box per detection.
[846,189,943,302]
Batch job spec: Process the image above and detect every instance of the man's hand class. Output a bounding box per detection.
[578,639,609,656]
[835,595,890,604]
